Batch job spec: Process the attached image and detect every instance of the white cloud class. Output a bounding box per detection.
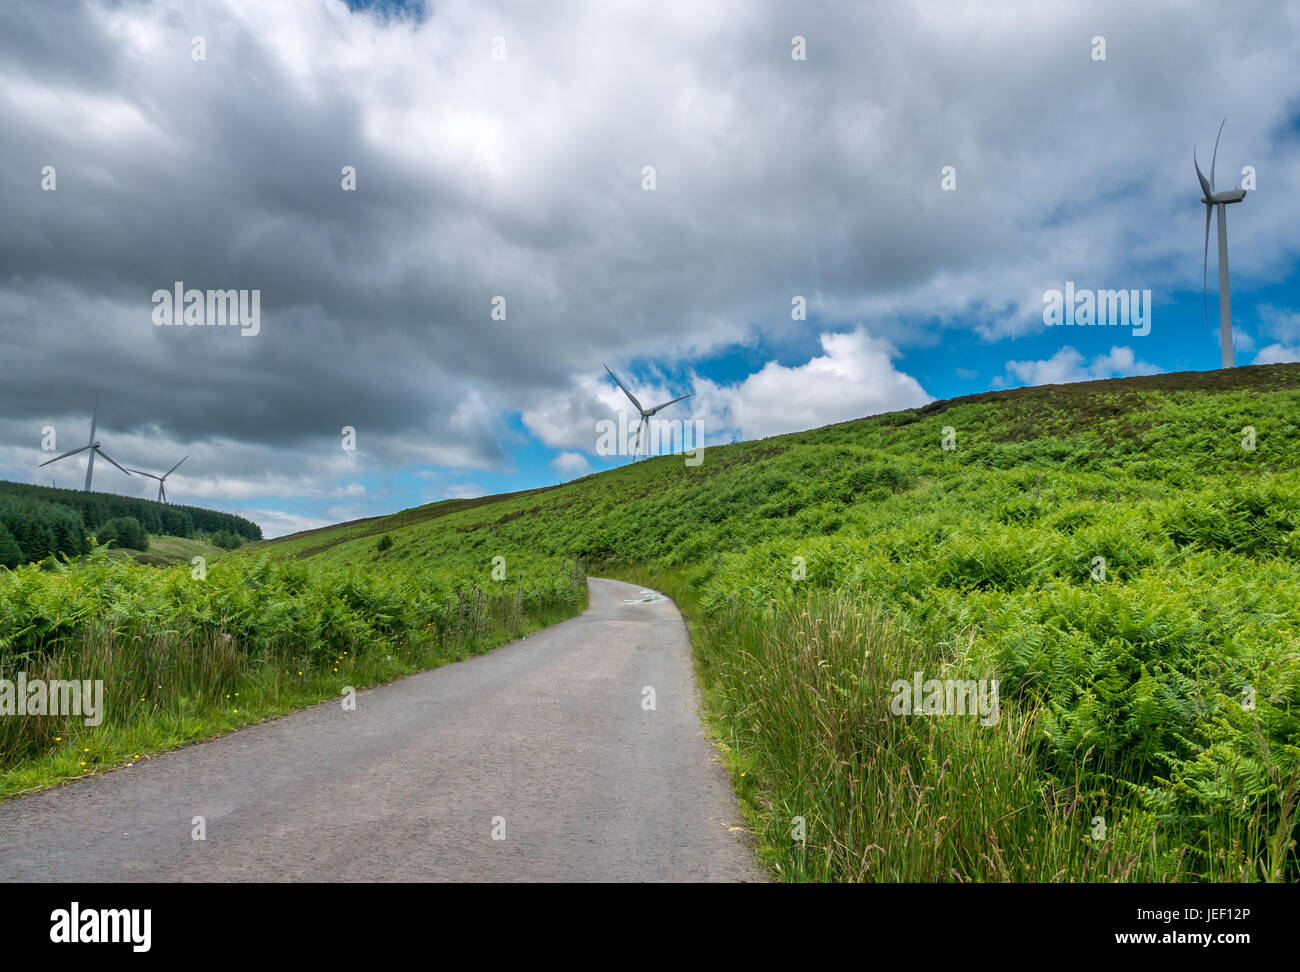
[522,367,703,453]
[244,509,334,539]
[1001,345,1162,387]
[551,451,592,478]
[1259,305,1300,343]
[521,327,930,450]
[692,328,931,442]
[520,373,624,452]
[1254,343,1300,365]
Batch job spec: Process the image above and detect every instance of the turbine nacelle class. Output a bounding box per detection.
[1201,189,1246,206]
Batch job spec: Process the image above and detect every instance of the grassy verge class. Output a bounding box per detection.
[610,565,1298,882]
[0,549,586,799]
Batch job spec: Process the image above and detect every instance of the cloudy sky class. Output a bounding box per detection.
[2,0,1298,536]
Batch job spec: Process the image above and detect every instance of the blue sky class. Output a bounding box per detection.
[2,0,1298,536]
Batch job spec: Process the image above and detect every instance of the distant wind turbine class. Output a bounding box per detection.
[603,364,692,462]
[127,456,188,503]
[1195,119,1248,369]
[38,397,132,491]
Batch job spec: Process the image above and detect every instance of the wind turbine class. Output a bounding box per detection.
[603,364,692,462]
[38,398,131,491]
[127,456,188,503]
[1195,119,1248,368]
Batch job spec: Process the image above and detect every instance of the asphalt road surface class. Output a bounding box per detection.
[0,578,763,882]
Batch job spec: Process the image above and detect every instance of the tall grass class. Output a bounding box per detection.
[622,567,1297,882]
[0,547,586,796]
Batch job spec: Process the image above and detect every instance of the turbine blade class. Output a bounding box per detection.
[632,418,644,461]
[648,392,692,414]
[165,455,189,477]
[603,364,644,414]
[1210,118,1225,193]
[39,445,90,466]
[94,448,132,476]
[126,469,163,480]
[1194,149,1213,200]
[159,481,166,503]
[88,395,99,445]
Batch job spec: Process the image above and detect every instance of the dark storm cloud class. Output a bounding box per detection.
[1,0,1298,502]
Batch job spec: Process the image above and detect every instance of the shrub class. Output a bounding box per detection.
[0,524,23,569]
[96,516,148,551]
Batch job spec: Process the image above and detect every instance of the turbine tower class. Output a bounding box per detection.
[603,364,692,462]
[38,397,132,491]
[127,456,188,503]
[1195,119,1248,369]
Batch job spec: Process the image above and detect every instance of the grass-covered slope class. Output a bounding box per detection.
[103,533,227,567]
[0,542,584,798]
[259,362,1300,882]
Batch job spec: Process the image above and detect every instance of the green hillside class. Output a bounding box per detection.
[254,362,1300,882]
[104,534,229,568]
[0,480,262,566]
[3,363,1298,881]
